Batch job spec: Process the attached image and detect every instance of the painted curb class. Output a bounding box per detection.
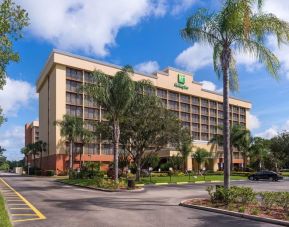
[179,201,289,226]
[155,183,169,185]
[176,182,189,184]
[57,180,145,192]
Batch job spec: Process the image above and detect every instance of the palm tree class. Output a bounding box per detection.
[80,128,93,169]
[177,127,193,172]
[181,1,289,188]
[193,148,211,174]
[21,146,29,166]
[27,143,39,169]
[54,115,84,173]
[82,66,135,182]
[35,141,47,170]
[210,125,250,170]
[249,137,270,171]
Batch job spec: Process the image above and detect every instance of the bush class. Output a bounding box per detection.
[259,192,276,210]
[45,170,55,176]
[238,206,245,213]
[251,208,260,215]
[151,172,169,177]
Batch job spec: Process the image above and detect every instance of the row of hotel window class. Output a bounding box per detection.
[66,79,246,115]
[67,143,115,155]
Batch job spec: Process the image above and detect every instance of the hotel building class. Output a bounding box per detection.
[36,50,251,173]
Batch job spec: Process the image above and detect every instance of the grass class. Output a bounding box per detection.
[139,175,246,184]
[0,193,12,227]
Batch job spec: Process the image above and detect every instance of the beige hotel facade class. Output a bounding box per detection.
[36,49,251,173]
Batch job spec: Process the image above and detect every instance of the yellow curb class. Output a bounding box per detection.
[155,183,168,185]
[176,182,189,184]
[195,181,206,184]
[135,184,144,187]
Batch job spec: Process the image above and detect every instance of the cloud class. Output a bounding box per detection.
[256,120,289,139]
[0,125,24,160]
[200,80,222,93]
[0,77,38,117]
[248,113,260,130]
[135,61,160,74]
[18,0,198,57]
[175,43,212,71]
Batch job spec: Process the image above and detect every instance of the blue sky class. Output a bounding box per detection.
[1,0,289,160]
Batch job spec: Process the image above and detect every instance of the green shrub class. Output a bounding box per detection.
[238,206,245,213]
[259,192,276,210]
[35,169,42,176]
[46,170,55,176]
[251,208,259,215]
[173,171,185,176]
[276,192,289,214]
[151,172,169,177]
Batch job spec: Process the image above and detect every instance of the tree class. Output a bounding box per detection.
[270,132,289,171]
[120,93,181,181]
[193,148,211,174]
[0,108,6,127]
[54,115,84,173]
[82,66,135,182]
[181,0,289,188]
[249,137,270,171]
[210,125,250,170]
[34,141,47,170]
[80,128,93,169]
[0,146,5,156]
[167,155,183,172]
[27,143,39,169]
[176,127,193,172]
[21,146,30,166]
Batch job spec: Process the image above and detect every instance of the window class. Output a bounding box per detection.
[201,133,209,141]
[181,112,190,121]
[210,109,217,117]
[192,123,199,131]
[181,103,190,112]
[84,108,99,119]
[201,99,208,107]
[85,144,99,155]
[66,93,83,105]
[168,91,178,101]
[181,121,190,128]
[66,105,82,117]
[168,101,179,110]
[66,67,83,81]
[192,97,199,105]
[210,117,217,125]
[84,96,97,107]
[192,132,200,140]
[201,124,208,132]
[210,101,217,108]
[84,71,94,83]
[210,125,217,133]
[66,80,82,92]
[218,110,223,118]
[201,116,208,124]
[157,89,167,98]
[201,107,208,115]
[218,102,223,109]
[192,114,199,123]
[233,113,239,121]
[180,94,190,103]
[102,144,113,155]
[192,105,199,114]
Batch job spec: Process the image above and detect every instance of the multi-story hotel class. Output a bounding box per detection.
[36,50,251,173]
[25,121,40,146]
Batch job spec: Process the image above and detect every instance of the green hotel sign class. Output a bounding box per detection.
[174,74,188,90]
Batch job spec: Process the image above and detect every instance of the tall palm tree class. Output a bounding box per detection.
[181,0,289,188]
[249,137,270,170]
[54,115,84,173]
[193,148,211,174]
[35,141,47,170]
[177,127,193,172]
[82,66,135,182]
[27,143,39,169]
[21,146,29,166]
[80,128,93,169]
[210,125,250,170]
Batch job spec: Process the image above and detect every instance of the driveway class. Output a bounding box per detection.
[0,173,286,227]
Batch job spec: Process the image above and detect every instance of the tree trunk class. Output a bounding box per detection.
[80,150,83,169]
[113,120,120,182]
[40,150,42,170]
[69,141,73,171]
[33,153,36,169]
[136,157,141,182]
[222,47,231,189]
[230,146,233,171]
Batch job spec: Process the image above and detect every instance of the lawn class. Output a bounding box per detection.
[139,175,246,184]
[0,193,12,227]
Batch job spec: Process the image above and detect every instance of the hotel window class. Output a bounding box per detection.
[192,123,199,131]
[84,96,97,108]
[161,99,167,107]
[66,105,83,117]
[210,109,217,117]
[201,124,208,132]
[201,99,209,107]
[233,106,239,113]
[66,67,83,81]
[67,143,82,153]
[210,117,217,125]
[240,115,246,122]
[144,87,154,96]
[192,105,199,114]
[181,103,190,112]
[210,125,217,133]
[66,93,83,105]
[192,97,199,105]
[201,116,208,124]
[218,119,223,126]
[168,91,178,101]
[168,100,179,111]
[84,71,94,83]
[210,101,217,108]
[157,89,167,99]
[66,80,81,93]
[180,94,190,103]
[181,112,190,121]
[85,121,96,132]
[170,110,179,118]
[233,113,239,121]
[192,114,199,123]
[182,121,190,128]
[218,110,223,118]
[201,133,209,141]
[240,108,246,114]
[218,102,223,109]
[85,144,99,154]
[102,144,113,155]
[84,108,99,120]
[201,107,208,115]
[192,132,200,140]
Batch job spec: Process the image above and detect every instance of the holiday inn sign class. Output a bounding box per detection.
[174,74,188,90]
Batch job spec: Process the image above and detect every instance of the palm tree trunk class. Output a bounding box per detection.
[80,149,83,169]
[230,146,233,171]
[69,141,73,171]
[222,47,231,189]
[40,150,42,170]
[113,120,120,182]
[33,153,36,169]
[136,157,141,182]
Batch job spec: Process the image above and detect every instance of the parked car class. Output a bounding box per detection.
[248,171,283,181]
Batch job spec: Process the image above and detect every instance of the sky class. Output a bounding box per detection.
[1,0,289,160]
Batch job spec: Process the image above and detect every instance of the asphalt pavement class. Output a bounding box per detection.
[0,172,287,227]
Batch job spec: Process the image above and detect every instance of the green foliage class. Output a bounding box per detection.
[0,108,6,127]
[238,206,245,213]
[251,208,260,216]
[193,148,211,172]
[0,0,29,89]
[167,155,183,171]
[142,154,160,170]
[259,191,289,213]
[176,127,193,171]
[207,185,256,205]
[0,194,12,227]
[45,170,55,176]
[0,162,9,171]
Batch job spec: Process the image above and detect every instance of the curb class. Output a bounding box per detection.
[179,201,289,226]
[57,180,145,193]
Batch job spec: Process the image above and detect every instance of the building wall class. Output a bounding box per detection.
[36,50,252,173]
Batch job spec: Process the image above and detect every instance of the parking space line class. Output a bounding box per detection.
[0,178,46,223]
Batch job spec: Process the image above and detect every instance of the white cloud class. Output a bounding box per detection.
[18,0,198,57]
[171,0,197,15]
[175,43,212,71]
[0,126,24,160]
[0,77,38,117]
[248,113,260,130]
[256,127,278,139]
[135,61,160,74]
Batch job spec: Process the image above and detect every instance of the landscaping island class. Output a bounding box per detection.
[0,194,12,227]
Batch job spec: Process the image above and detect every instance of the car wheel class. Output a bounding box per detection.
[269,177,273,181]
[249,176,254,181]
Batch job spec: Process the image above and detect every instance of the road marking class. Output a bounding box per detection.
[0,178,46,223]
